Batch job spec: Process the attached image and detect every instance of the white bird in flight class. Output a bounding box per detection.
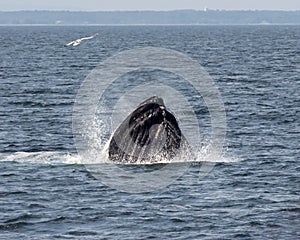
[65,33,99,47]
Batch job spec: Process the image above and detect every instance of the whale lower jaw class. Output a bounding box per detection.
[108,137,189,164]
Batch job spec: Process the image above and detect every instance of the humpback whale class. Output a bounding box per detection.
[108,96,190,164]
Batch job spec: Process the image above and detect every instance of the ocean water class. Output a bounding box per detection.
[0,25,299,239]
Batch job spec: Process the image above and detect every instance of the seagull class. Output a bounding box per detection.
[65,33,99,47]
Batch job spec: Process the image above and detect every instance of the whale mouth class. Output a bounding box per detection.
[108,96,186,164]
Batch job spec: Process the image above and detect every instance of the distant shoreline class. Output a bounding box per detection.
[1,10,299,25]
[0,23,299,27]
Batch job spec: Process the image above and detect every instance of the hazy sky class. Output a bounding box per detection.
[1,0,300,11]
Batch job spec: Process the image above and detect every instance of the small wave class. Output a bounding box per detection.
[0,221,29,231]
[281,207,300,213]
[66,230,98,236]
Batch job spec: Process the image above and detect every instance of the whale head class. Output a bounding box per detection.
[108,96,186,164]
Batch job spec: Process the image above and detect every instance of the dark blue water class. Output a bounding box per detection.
[0,26,299,239]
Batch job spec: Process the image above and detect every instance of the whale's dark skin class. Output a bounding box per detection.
[108,96,189,164]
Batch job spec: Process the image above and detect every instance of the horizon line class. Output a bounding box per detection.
[1,9,300,12]
[1,23,299,27]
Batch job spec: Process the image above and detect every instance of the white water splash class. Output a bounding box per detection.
[0,148,240,165]
[0,151,82,165]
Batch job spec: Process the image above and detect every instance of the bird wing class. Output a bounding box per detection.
[80,33,99,41]
[80,36,95,41]
[65,40,75,46]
